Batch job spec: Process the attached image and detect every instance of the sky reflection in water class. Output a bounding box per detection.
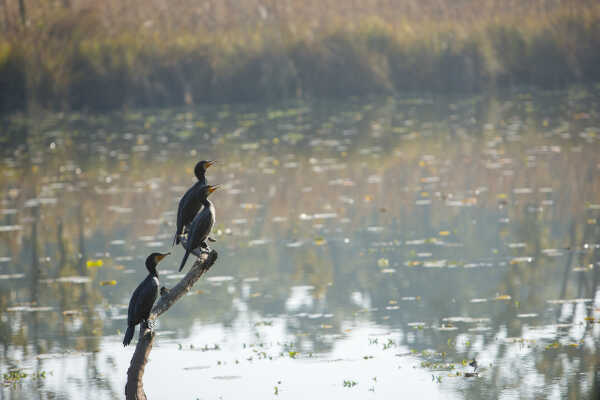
[1,90,600,399]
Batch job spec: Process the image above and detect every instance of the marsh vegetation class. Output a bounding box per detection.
[1,0,599,112]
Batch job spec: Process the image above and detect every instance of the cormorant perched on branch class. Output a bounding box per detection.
[173,160,215,246]
[123,252,170,346]
[179,185,218,272]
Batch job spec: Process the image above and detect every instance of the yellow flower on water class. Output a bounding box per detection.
[86,259,104,268]
[314,237,327,246]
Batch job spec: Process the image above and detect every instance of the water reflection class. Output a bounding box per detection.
[1,89,599,398]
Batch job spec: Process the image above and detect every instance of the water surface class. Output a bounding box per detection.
[1,89,600,399]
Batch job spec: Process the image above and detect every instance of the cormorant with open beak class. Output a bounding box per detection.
[179,185,218,272]
[123,252,170,346]
[173,160,215,246]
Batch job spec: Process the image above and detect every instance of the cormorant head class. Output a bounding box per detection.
[199,184,220,199]
[145,252,170,273]
[194,160,215,180]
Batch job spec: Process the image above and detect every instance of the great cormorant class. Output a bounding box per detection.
[123,252,170,346]
[178,185,218,272]
[173,160,215,246]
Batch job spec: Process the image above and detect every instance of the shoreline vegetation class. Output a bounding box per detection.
[1,0,599,113]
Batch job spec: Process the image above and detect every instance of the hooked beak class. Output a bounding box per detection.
[207,185,220,194]
[156,252,170,263]
[205,160,216,168]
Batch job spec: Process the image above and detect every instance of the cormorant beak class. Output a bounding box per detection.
[205,160,216,168]
[156,252,170,263]
[207,185,220,194]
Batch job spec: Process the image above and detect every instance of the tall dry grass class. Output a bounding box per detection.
[0,0,599,112]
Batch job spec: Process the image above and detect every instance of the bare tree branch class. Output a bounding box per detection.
[125,249,218,400]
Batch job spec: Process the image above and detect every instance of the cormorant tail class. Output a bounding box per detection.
[179,250,190,272]
[123,325,135,346]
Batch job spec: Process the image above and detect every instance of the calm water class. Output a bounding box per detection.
[1,89,600,399]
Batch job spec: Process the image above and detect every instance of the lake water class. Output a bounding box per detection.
[1,89,599,399]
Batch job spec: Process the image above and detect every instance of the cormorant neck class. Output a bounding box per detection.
[201,197,212,207]
[195,170,206,182]
[147,265,158,277]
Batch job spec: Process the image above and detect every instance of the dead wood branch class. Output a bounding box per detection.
[125,249,218,400]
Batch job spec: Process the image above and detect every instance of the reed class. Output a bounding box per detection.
[1,1,598,112]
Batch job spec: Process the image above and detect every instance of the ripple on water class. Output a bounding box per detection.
[0,273,25,280]
[7,306,53,312]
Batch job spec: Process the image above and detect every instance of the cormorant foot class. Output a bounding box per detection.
[145,319,157,331]
[190,247,204,258]
[160,286,170,296]
[207,237,216,242]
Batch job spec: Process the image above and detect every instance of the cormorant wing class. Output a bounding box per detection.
[176,187,193,226]
[129,276,159,325]
[175,182,204,244]
[127,282,144,325]
[181,183,206,225]
[188,207,213,249]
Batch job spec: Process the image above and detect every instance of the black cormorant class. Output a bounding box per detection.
[178,185,218,272]
[123,252,170,346]
[173,160,215,246]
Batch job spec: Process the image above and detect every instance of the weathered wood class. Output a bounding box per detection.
[125,249,218,400]
[124,328,153,400]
